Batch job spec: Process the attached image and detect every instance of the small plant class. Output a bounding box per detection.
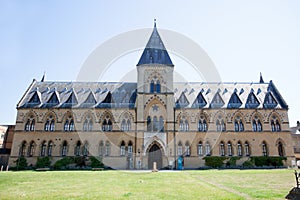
[226,157,241,167]
[14,156,28,170]
[90,156,104,168]
[53,157,75,170]
[36,157,51,168]
[203,156,227,168]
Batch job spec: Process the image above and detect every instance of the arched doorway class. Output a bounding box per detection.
[148,144,162,169]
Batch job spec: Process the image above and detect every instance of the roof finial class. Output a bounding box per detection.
[259,72,264,83]
[41,71,46,82]
[154,18,156,28]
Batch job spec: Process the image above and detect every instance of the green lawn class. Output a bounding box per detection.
[0,169,295,200]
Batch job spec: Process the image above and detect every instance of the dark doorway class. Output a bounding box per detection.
[148,144,162,169]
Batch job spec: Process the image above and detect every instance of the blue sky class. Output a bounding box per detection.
[0,1,300,125]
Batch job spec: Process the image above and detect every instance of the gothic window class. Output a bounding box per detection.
[252,115,262,132]
[159,116,164,132]
[83,115,93,132]
[147,116,152,131]
[262,141,268,156]
[41,141,47,157]
[216,115,226,132]
[99,141,104,156]
[61,141,68,157]
[228,92,242,108]
[271,115,281,132]
[102,116,112,131]
[220,141,225,156]
[75,141,81,156]
[64,115,75,132]
[150,79,161,93]
[28,141,35,157]
[205,142,211,156]
[25,115,35,131]
[198,116,207,132]
[44,115,55,132]
[47,141,53,156]
[19,141,26,156]
[150,80,155,93]
[234,116,244,132]
[128,141,133,155]
[198,141,203,156]
[156,80,161,93]
[105,141,110,156]
[47,92,59,105]
[185,142,190,157]
[245,141,250,156]
[83,142,89,156]
[278,141,285,157]
[178,141,183,156]
[237,141,242,156]
[179,116,189,131]
[245,92,260,108]
[153,116,158,132]
[120,141,126,156]
[227,142,233,156]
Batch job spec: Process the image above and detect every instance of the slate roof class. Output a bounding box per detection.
[137,21,173,66]
[18,80,288,110]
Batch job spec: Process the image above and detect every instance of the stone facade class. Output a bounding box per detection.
[9,23,294,169]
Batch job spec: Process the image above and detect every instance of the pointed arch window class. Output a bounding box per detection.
[227,142,233,156]
[19,141,27,156]
[159,116,164,132]
[252,115,262,132]
[156,80,161,93]
[121,119,131,131]
[185,141,190,157]
[216,115,226,132]
[41,141,47,157]
[83,142,89,156]
[47,141,53,156]
[150,80,155,93]
[198,116,207,132]
[178,141,183,156]
[28,141,35,157]
[120,141,126,156]
[83,115,93,131]
[25,116,35,131]
[61,141,68,157]
[198,141,203,156]
[147,116,152,131]
[75,141,81,156]
[220,141,225,156]
[271,115,281,132]
[245,141,250,156]
[102,116,112,132]
[278,141,285,157]
[105,141,110,156]
[234,116,244,132]
[179,116,189,131]
[237,142,242,156]
[64,115,75,132]
[205,143,211,156]
[45,115,55,132]
[262,141,268,156]
[128,141,133,155]
[153,116,158,132]
[99,141,104,156]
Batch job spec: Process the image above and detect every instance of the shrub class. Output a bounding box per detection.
[226,157,241,167]
[14,156,28,170]
[204,156,227,168]
[250,156,286,167]
[74,156,86,167]
[242,160,254,168]
[90,156,104,168]
[53,157,75,170]
[36,157,51,168]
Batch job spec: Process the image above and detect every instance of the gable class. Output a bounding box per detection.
[176,92,189,108]
[210,92,224,108]
[228,92,242,108]
[245,92,260,108]
[263,92,278,108]
[192,91,207,108]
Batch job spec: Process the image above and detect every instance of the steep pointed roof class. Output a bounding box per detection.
[259,72,264,83]
[137,20,173,66]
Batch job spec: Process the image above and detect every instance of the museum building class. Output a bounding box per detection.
[9,22,294,169]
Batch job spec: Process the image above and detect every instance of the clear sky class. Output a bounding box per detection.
[0,1,300,125]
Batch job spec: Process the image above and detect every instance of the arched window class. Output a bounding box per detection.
[147,116,152,132]
[244,141,250,156]
[102,116,112,131]
[153,116,158,132]
[156,80,161,93]
[105,141,110,156]
[30,119,35,131]
[271,116,281,132]
[150,80,155,93]
[99,141,104,156]
[127,119,131,131]
[185,141,190,157]
[61,141,68,156]
[83,142,89,156]
[252,115,262,132]
[198,141,203,156]
[75,141,81,156]
[83,115,93,131]
[19,141,27,156]
[227,142,233,156]
[178,141,183,156]
[205,142,211,156]
[179,117,189,131]
[120,141,126,156]
[41,141,47,157]
[262,141,268,156]
[278,141,285,157]
[220,141,225,156]
[121,119,126,131]
[28,141,35,157]
[25,119,30,131]
[198,116,207,132]
[237,141,242,156]
[64,120,69,132]
[216,115,226,132]
[159,116,164,132]
[47,141,53,156]
[234,116,244,132]
[64,116,75,132]
[25,115,35,131]
[128,141,133,155]
[45,115,55,132]
[69,120,75,131]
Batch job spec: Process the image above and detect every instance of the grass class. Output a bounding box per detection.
[0,169,295,200]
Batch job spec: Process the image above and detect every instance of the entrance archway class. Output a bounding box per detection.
[148,143,162,169]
